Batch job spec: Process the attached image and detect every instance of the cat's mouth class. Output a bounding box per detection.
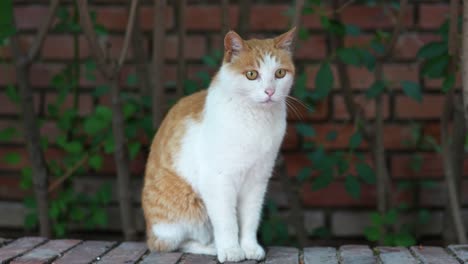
[261,98,275,104]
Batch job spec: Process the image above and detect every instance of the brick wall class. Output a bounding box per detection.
[1,0,466,243]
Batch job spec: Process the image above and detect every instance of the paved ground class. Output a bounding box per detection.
[0,237,467,263]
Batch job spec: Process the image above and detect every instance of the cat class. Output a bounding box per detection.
[142,27,296,263]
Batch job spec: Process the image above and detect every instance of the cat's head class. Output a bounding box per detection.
[219,28,296,106]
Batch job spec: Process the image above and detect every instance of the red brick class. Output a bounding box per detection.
[395,95,444,119]
[165,36,206,60]
[96,6,174,31]
[0,92,41,116]
[185,5,237,31]
[419,4,450,29]
[250,5,289,31]
[295,35,327,60]
[391,153,468,179]
[29,63,64,87]
[393,33,441,59]
[0,120,23,143]
[44,93,93,116]
[0,146,29,170]
[283,153,310,177]
[185,4,292,32]
[0,176,28,200]
[40,121,61,142]
[14,5,49,30]
[282,124,298,150]
[348,66,373,90]
[301,181,411,207]
[419,180,468,207]
[384,64,419,88]
[342,5,414,29]
[0,64,15,86]
[333,94,390,120]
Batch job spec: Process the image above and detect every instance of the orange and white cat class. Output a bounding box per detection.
[142,28,296,263]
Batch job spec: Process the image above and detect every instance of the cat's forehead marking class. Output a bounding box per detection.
[227,38,294,74]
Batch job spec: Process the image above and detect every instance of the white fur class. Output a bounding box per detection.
[156,53,293,262]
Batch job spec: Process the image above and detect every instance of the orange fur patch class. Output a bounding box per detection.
[142,90,208,251]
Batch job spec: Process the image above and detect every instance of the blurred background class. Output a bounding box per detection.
[0,0,467,248]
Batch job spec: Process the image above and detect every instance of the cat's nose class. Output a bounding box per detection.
[265,88,275,97]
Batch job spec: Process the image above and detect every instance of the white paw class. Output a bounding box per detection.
[217,245,246,263]
[241,242,265,260]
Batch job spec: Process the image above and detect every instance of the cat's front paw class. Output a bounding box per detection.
[241,241,265,260]
[217,245,246,263]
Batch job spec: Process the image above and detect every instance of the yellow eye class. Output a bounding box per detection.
[245,70,258,80]
[275,69,287,78]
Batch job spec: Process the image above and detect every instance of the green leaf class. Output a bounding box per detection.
[24,213,38,230]
[0,0,15,42]
[296,123,315,137]
[349,131,363,149]
[364,226,380,241]
[401,81,422,102]
[393,233,416,247]
[298,27,310,40]
[326,130,337,141]
[371,40,385,54]
[96,183,113,204]
[104,137,115,154]
[297,167,312,182]
[417,41,447,59]
[442,73,455,93]
[20,167,32,190]
[94,24,108,36]
[126,74,138,86]
[6,84,20,104]
[421,55,449,78]
[365,80,386,98]
[418,209,430,225]
[129,142,141,159]
[345,175,361,199]
[312,63,334,100]
[337,47,361,66]
[2,152,20,165]
[24,196,36,209]
[92,85,110,98]
[0,127,16,141]
[92,210,107,227]
[384,209,397,225]
[356,162,376,184]
[70,207,85,221]
[293,72,308,100]
[123,103,138,119]
[370,212,383,225]
[312,168,333,190]
[202,55,218,67]
[53,222,66,237]
[85,59,97,72]
[64,141,83,154]
[345,24,361,36]
[88,154,103,170]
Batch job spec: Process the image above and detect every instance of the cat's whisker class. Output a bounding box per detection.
[286,96,313,112]
[285,99,303,121]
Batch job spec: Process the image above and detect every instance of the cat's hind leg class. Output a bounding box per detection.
[148,222,187,252]
[180,241,216,255]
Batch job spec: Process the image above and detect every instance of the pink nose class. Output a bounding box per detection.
[265,88,275,97]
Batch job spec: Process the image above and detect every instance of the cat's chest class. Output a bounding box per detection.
[202,107,286,157]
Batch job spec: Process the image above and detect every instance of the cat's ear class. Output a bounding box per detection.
[274,27,296,52]
[224,30,244,62]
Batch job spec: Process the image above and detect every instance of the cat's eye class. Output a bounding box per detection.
[245,70,258,80]
[275,69,287,78]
